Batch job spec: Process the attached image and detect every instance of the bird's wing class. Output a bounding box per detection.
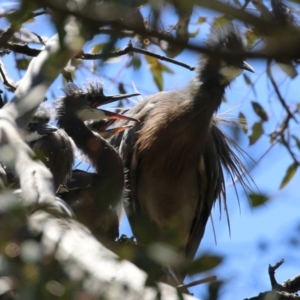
[117,107,147,213]
[184,128,223,263]
[110,97,158,225]
[185,121,252,264]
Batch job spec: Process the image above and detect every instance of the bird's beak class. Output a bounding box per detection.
[237,61,255,73]
[98,109,139,122]
[28,123,58,135]
[91,93,140,108]
[91,119,115,132]
[25,123,57,143]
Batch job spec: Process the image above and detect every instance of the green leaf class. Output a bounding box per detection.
[249,121,263,145]
[222,96,227,103]
[245,29,260,50]
[243,73,251,85]
[280,162,298,189]
[251,101,268,122]
[187,254,223,275]
[161,64,174,74]
[196,17,207,24]
[153,76,163,91]
[276,61,298,79]
[145,56,173,91]
[16,58,31,70]
[126,56,142,70]
[90,43,105,54]
[238,112,248,134]
[249,193,269,208]
[189,28,200,38]
[243,74,257,97]
[292,135,300,150]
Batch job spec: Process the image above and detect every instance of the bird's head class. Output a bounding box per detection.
[57,82,139,122]
[200,23,254,85]
[23,105,57,143]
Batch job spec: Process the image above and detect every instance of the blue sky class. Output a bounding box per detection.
[1,1,300,299]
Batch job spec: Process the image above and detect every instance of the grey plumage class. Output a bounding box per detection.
[22,105,74,190]
[111,23,254,284]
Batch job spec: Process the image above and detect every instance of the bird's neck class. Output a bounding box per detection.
[189,72,226,120]
[57,110,95,153]
[57,109,109,174]
[57,109,124,203]
[196,58,229,110]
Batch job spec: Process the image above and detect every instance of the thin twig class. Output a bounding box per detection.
[31,32,46,45]
[266,60,298,123]
[77,40,195,71]
[269,109,300,166]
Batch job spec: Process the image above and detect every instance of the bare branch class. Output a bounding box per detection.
[266,60,297,123]
[78,40,195,70]
[269,259,285,290]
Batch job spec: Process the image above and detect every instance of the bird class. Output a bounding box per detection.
[57,121,133,241]
[110,23,254,284]
[55,82,139,242]
[16,104,75,191]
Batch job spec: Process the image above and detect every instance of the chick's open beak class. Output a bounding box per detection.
[97,109,139,122]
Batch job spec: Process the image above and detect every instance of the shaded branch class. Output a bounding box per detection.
[5,42,40,57]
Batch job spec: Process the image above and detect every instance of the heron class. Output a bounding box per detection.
[16,105,75,191]
[110,23,254,284]
[58,119,133,241]
[55,82,139,242]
